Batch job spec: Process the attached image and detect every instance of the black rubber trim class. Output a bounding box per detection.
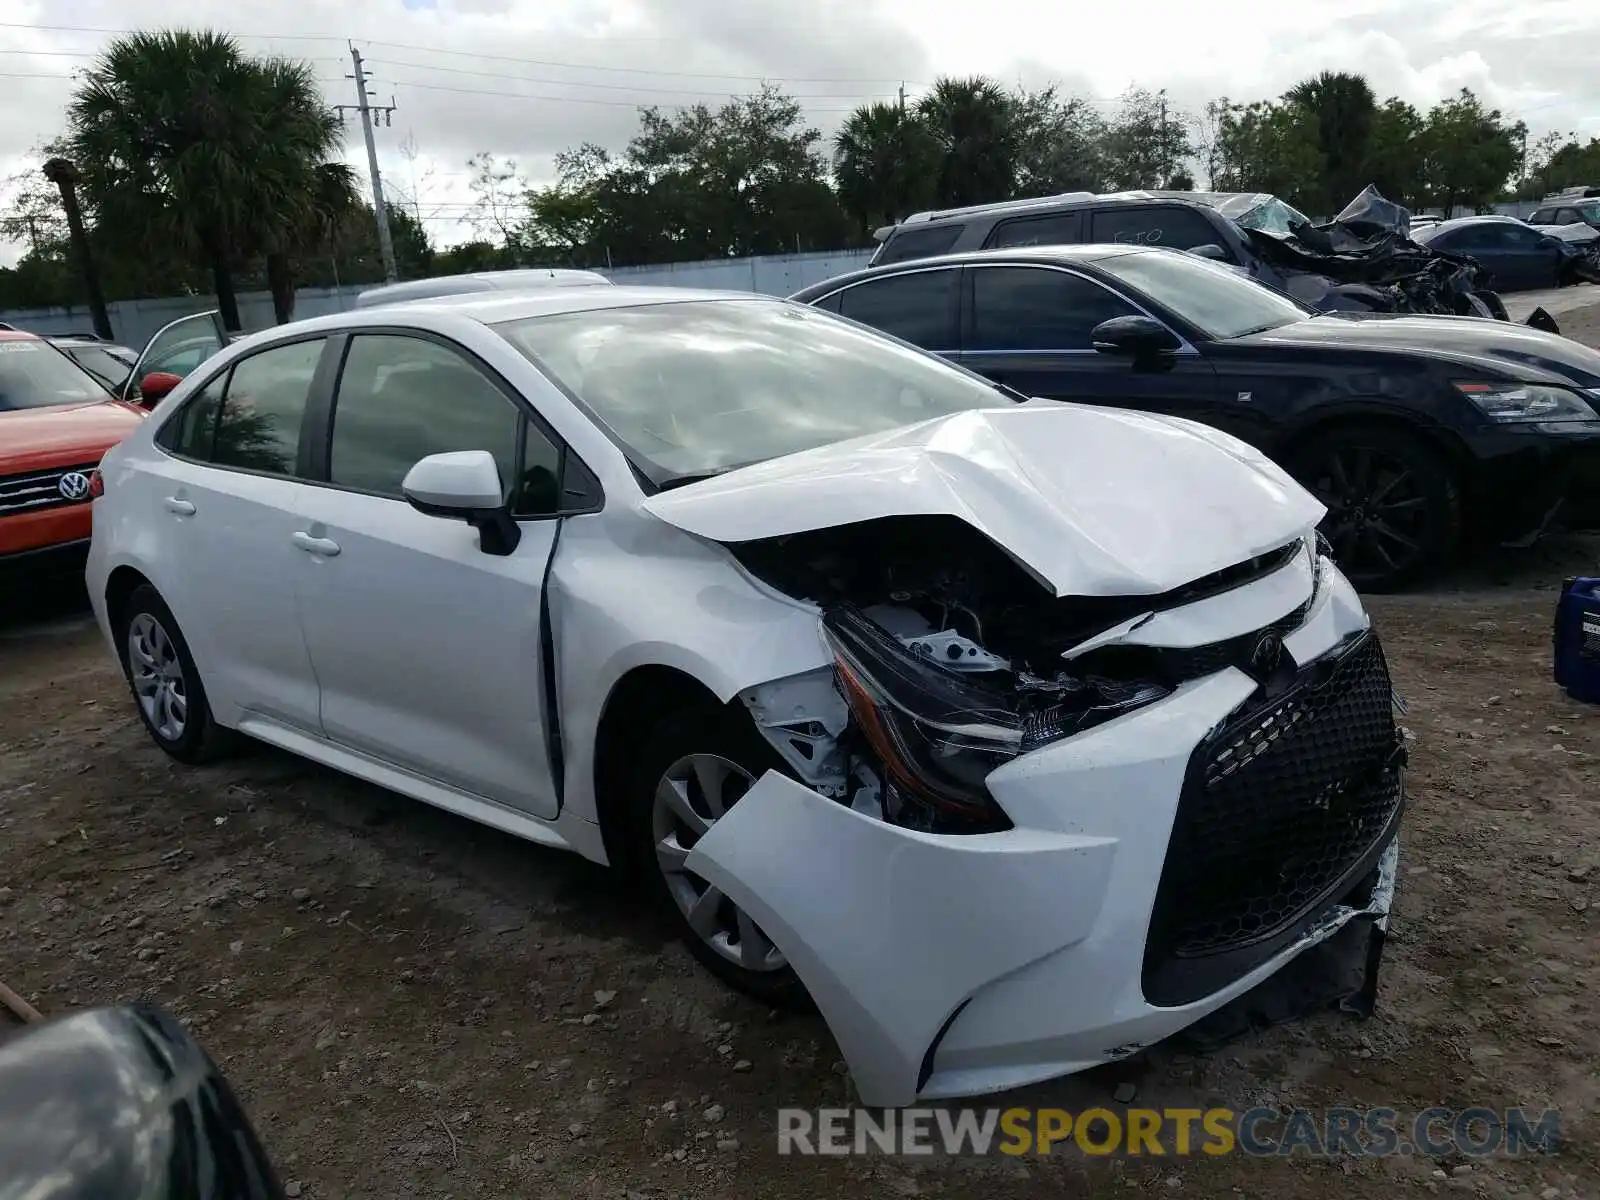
[918,998,972,1093]
[539,517,567,809]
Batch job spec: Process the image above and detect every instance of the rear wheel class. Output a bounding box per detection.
[115,584,234,763]
[1288,426,1462,592]
[625,703,811,1009]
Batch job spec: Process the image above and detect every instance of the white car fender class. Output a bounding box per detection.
[547,516,834,829]
[683,774,1117,1108]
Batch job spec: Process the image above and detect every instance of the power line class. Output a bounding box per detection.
[368,57,915,99]
[385,78,891,111]
[0,18,925,86]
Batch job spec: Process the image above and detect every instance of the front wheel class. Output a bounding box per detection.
[625,703,811,1009]
[1287,426,1462,592]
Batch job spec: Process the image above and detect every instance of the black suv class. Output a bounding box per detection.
[871,191,1263,270]
[790,244,1600,591]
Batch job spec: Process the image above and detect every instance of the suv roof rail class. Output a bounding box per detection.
[895,190,1099,228]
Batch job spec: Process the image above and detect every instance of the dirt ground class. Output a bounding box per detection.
[5,305,1600,1198]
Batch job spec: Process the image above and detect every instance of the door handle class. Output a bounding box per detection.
[291,531,341,557]
[163,497,196,516]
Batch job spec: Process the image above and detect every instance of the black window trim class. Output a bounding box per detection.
[959,262,1199,357]
[153,329,336,485]
[804,264,962,353]
[304,324,605,521]
[982,209,1087,250]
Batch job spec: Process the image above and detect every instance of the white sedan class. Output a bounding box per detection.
[86,286,1403,1107]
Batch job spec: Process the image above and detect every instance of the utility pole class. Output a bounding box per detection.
[337,45,399,283]
[898,83,906,112]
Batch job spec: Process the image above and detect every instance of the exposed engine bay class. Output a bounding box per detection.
[732,515,1314,835]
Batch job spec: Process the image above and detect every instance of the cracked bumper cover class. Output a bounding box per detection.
[684,560,1398,1108]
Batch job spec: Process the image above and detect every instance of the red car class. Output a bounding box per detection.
[0,330,148,585]
[1,311,232,587]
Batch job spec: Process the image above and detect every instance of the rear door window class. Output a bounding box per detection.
[1529,208,1555,224]
[836,269,958,349]
[877,224,964,265]
[1090,206,1228,255]
[985,211,1085,248]
[968,266,1139,352]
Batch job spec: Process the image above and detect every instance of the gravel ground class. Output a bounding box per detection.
[4,304,1600,1198]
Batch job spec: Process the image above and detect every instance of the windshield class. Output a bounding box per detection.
[1232,196,1313,235]
[496,299,1012,481]
[0,339,111,411]
[1097,249,1312,340]
[1578,201,1600,222]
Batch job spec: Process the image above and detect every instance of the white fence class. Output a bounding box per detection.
[0,248,877,349]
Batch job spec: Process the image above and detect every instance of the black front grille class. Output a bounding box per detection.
[1143,631,1403,1006]
[0,463,98,516]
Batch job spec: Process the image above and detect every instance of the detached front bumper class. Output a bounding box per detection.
[687,563,1401,1107]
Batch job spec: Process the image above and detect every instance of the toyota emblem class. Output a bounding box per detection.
[58,471,93,501]
[1249,632,1284,677]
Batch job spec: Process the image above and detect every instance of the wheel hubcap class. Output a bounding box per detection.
[127,612,188,741]
[1307,446,1429,582]
[651,753,786,973]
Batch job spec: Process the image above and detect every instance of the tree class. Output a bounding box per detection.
[522,85,851,265]
[1103,88,1193,190]
[467,152,530,250]
[832,102,939,232]
[1416,89,1521,214]
[63,30,351,330]
[1364,99,1426,210]
[916,76,1019,207]
[1212,99,1323,208]
[1011,88,1109,196]
[1524,136,1600,200]
[1284,71,1378,213]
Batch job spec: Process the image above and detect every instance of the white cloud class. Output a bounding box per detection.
[2,0,1598,268]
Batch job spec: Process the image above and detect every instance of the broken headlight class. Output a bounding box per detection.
[822,607,1171,833]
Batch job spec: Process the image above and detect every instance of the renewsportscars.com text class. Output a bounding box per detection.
[776,1106,1562,1158]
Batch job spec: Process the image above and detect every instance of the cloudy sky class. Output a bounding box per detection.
[3,0,1598,267]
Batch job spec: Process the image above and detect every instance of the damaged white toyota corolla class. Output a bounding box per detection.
[86,288,1403,1107]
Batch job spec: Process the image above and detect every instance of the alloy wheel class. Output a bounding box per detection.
[127,612,188,742]
[651,752,787,973]
[1306,445,1430,584]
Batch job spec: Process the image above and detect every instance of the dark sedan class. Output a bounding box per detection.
[1411,216,1573,291]
[790,245,1600,591]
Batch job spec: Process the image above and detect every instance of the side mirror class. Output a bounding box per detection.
[0,1005,286,1199]
[401,450,521,556]
[1188,243,1228,261]
[136,370,183,405]
[1538,235,1563,250]
[1091,315,1182,361]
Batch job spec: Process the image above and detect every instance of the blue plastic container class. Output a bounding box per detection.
[1554,576,1600,704]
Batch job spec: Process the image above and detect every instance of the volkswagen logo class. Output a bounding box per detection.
[1249,632,1285,677]
[58,471,93,501]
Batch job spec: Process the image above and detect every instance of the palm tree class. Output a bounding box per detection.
[1285,71,1379,213]
[65,30,351,331]
[244,57,359,323]
[916,76,1019,209]
[833,102,939,232]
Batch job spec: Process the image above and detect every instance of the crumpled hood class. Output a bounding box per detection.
[640,403,1325,598]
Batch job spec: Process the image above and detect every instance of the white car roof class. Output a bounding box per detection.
[340,285,774,325]
[353,269,612,309]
